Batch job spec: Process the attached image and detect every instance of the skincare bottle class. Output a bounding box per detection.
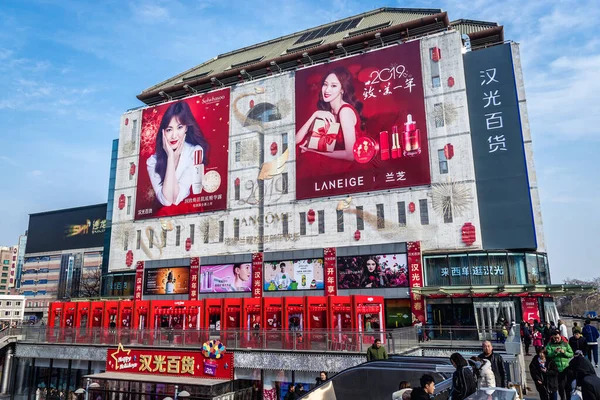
[402,114,422,157]
[192,149,204,194]
[379,131,390,161]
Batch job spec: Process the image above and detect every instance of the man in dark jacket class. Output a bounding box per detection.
[570,331,588,355]
[366,338,388,361]
[410,374,435,400]
[283,384,297,400]
[479,340,506,387]
[582,319,600,368]
[569,355,600,400]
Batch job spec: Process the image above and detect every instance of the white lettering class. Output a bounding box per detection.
[314,176,364,191]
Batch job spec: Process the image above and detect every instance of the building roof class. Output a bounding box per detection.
[29,203,107,217]
[137,7,503,105]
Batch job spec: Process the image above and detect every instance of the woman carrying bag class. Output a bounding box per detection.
[530,349,559,400]
[450,353,478,400]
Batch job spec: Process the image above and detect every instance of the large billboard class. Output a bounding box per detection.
[143,266,190,295]
[263,259,324,291]
[294,41,430,199]
[337,253,408,289]
[25,204,107,254]
[200,263,252,293]
[135,89,230,220]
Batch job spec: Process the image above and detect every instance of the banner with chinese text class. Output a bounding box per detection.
[252,252,263,298]
[189,257,199,300]
[407,242,425,324]
[134,261,144,300]
[324,247,337,296]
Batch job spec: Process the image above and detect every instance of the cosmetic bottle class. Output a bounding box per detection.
[402,114,422,157]
[379,131,390,161]
[192,149,204,194]
[392,125,401,159]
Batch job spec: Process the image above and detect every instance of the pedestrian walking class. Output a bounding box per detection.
[570,331,589,356]
[479,340,507,387]
[366,338,388,361]
[568,352,600,400]
[534,329,545,353]
[283,384,297,400]
[524,322,533,356]
[582,319,599,368]
[530,349,559,400]
[547,330,574,400]
[450,353,478,400]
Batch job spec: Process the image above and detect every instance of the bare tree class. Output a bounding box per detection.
[556,277,600,316]
[78,267,102,298]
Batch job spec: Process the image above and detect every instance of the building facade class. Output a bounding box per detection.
[0,247,18,295]
[0,295,25,325]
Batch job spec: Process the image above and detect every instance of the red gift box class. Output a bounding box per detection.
[307,118,339,152]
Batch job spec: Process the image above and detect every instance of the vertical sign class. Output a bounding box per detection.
[189,257,200,300]
[252,252,263,298]
[464,44,536,249]
[521,298,540,323]
[324,247,337,296]
[134,261,144,300]
[407,242,425,324]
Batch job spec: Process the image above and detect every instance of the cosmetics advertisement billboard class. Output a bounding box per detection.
[263,259,324,291]
[294,41,430,200]
[143,267,190,295]
[337,253,408,289]
[200,263,253,293]
[135,89,230,220]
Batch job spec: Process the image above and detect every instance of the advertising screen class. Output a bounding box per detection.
[143,267,189,295]
[200,263,252,293]
[294,41,430,200]
[337,253,408,289]
[25,204,107,254]
[264,259,324,291]
[135,89,230,220]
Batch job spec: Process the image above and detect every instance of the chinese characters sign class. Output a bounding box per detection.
[464,44,536,250]
[521,298,540,323]
[294,41,430,200]
[324,248,337,296]
[441,265,505,277]
[106,344,233,380]
[407,242,425,324]
[251,252,263,298]
[134,261,144,300]
[189,257,199,300]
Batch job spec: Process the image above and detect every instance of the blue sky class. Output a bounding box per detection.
[0,0,598,283]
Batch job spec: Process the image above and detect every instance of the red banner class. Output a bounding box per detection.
[189,257,200,300]
[324,247,337,296]
[134,261,144,301]
[252,252,263,298]
[106,344,233,380]
[407,242,425,324]
[521,298,540,323]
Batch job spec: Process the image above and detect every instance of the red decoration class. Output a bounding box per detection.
[461,223,476,246]
[124,118,129,126]
[134,261,144,300]
[324,248,337,296]
[185,237,192,251]
[129,163,136,176]
[234,177,240,186]
[118,194,126,210]
[431,47,441,62]
[307,209,316,224]
[407,241,425,324]
[249,99,255,108]
[252,253,263,298]
[444,143,454,160]
[270,142,278,155]
[190,257,200,300]
[408,202,416,213]
[354,230,361,241]
[125,250,134,267]
[447,77,455,87]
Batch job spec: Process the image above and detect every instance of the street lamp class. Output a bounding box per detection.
[585,293,599,311]
[75,379,100,400]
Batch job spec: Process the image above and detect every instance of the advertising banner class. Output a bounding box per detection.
[337,253,408,289]
[200,263,252,293]
[135,89,230,220]
[143,267,189,295]
[263,259,324,291]
[134,261,144,300]
[464,44,536,249]
[521,298,540,323]
[252,252,263,298]
[106,343,233,380]
[189,257,199,300]
[294,41,430,200]
[324,247,338,296]
[407,242,425,324]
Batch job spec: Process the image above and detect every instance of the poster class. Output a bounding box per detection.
[521,298,540,323]
[408,241,425,324]
[144,267,189,295]
[263,259,324,291]
[337,254,408,289]
[135,89,230,219]
[200,263,252,293]
[294,41,430,200]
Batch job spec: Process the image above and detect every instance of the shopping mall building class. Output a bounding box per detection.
[5,7,595,400]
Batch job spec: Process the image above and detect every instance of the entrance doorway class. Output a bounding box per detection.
[474,301,516,341]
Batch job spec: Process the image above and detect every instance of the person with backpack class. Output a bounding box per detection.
[582,319,600,368]
[450,353,478,400]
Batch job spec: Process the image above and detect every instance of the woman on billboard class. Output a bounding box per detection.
[147,101,210,207]
[296,66,365,161]
[360,257,389,288]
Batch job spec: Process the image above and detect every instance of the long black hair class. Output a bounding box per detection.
[317,66,366,130]
[154,101,209,183]
[450,352,468,368]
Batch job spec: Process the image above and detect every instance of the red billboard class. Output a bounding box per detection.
[294,41,430,199]
[135,89,230,219]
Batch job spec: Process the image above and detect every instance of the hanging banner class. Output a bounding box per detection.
[324,247,337,296]
[521,298,540,323]
[252,252,263,298]
[407,242,425,324]
[189,257,200,300]
[134,261,144,301]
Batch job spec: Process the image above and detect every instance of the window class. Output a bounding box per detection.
[281,133,288,152]
[131,119,137,147]
[234,218,240,240]
[234,183,240,201]
[149,228,154,248]
[397,202,406,226]
[282,214,289,235]
[429,48,441,88]
[203,224,209,244]
[126,196,132,215]
[6,301,11,306]
[123,231,129,251]
[235,142,241,162]
[336,210,344,232]
[434,103,445,128]
[175,226,181,246]
[419,199,429,225]
[136,230,141,250]
[376,204,385,229]
[356,206,364,230]
[1,279,6,284]
[219,221,224,243]
[300,212,306,235]
[443,196,453,223]
[189,224,195,245]
[281,173,288,194]
[1,273,7,277]
[14,311,20,316]
[432,76,441,88]
[3,311,9,317]
[318,210,325,234]
[161,229,167,245]
[438,149,448,174]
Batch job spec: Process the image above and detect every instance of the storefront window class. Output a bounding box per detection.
[488,253,509,285]
[448,254,470,286]
[507,253,527,284]
[537,254,549,284]
[263,369,292,400]
[121,274,135,297]
[526,253,539,284]
[423,255,449,286]
[469,253,490,285]
[384,299,412,329]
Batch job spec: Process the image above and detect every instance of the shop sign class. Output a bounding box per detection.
[407,242,425,324]
[521,298,540,323]
[134,262,144,300]
[441,265,504,277]
[252,252,263,298]
[189,257,200,300]
[106,343,233,380]
[324,247,337,296]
